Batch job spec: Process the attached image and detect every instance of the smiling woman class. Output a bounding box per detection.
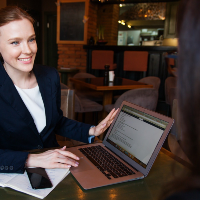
[0,6,118,174]
[0,18,37,89]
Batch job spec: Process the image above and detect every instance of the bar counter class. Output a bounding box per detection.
[83,45,177,100]
[83,45,177,52]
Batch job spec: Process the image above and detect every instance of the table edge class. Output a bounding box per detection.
[160,148,192,169]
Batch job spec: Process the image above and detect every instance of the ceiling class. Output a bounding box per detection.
[90,0,179,4]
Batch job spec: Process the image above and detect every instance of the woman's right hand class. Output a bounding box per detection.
[26,146,79,169]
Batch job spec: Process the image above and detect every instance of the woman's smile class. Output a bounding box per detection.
[18,56,33,64]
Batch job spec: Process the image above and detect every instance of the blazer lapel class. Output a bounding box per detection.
[0,65,39,135]
[34,66,52,131]
[0,63,53,136]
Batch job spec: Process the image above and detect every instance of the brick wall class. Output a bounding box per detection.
[88,3,98,43]
[57,3,98,72]
[57,44,87,71]
[57,3,119,71]
[97,4,119,45]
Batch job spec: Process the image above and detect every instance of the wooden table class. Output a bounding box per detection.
[0,148,190,200]
[70,77,153,118]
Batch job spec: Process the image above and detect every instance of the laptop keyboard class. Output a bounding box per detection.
[79,145,135,180]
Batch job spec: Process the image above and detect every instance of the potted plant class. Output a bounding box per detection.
[97,25,107,45]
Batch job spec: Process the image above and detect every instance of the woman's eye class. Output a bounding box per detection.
[29,38,36,42]
[11,41,19,45]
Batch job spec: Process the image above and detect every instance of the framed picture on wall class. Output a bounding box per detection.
[57,0,89,44]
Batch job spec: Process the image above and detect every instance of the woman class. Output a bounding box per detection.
[161,0,200,199]
[0,6,118,174]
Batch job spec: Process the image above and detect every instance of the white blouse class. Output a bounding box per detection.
[15,85,46,133]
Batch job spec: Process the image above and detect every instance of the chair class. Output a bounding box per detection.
[114,76,160,102]
[56,87,79,147]
[165,76,177,115]
[104,88,158,113]
[92,50,117,70]
[60,89,75,120]
[73,72,96,79]
[138,76,161,91]
[72,72,103,102]
[57,85,102,146]
[61,83,103,125]
[123,51,148,78]
[165,53,177,77]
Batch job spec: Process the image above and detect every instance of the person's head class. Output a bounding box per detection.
[0,6,37,74]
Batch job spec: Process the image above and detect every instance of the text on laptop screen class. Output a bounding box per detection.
[107,105,168,168]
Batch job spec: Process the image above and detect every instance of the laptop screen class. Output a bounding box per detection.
[106,105,169,168]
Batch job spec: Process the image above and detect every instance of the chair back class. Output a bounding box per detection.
[165,53,177,77]
[60,83,83,113]
[92,50,116,70]
[139,76,161,90]
[60,89,75,120]
[60,82,69,89]
[57,86,75,142]
[72,73,96,90]
[123,51,148,71]
[58,87,87,147]
[73,72,96,79]
[114,88,158,111]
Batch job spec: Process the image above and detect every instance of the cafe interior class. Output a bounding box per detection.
[0,0,193,199]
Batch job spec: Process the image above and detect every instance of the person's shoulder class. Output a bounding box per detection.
[165,189,200,200]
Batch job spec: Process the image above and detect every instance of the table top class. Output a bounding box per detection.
[70,77,153,91]
[0,148,190,200]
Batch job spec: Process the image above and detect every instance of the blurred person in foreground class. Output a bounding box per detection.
[161,0,200,199]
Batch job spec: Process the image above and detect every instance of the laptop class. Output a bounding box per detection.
[67,101,174,189]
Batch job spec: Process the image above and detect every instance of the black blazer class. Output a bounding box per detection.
[0,63,91,173]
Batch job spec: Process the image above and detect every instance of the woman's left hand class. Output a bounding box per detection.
[89,108,118,137]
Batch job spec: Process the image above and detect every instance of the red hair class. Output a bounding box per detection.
[0,6,34,27]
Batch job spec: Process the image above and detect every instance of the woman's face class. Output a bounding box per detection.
[0,18,37,74]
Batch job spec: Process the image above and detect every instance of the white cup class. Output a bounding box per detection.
[109,71,115,82]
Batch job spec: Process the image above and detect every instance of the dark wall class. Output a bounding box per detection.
[42,0,56,12]
[6,0,57,65]
[41,0,57,65]
[7,0,41,11]
[7,0,42,64]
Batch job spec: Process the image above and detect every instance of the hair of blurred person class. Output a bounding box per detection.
[161,0,200,198]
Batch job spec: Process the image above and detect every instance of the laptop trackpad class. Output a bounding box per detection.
[70,157,95,173]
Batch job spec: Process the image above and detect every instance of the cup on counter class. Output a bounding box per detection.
[109,71,115,82]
